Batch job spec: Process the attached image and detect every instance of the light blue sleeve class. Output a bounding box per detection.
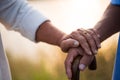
[111,0,120,5]
[0,0,48,41]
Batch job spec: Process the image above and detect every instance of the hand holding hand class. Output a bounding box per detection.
[60,28,101,80]
[65,48,94,80]
[61,28,101,55]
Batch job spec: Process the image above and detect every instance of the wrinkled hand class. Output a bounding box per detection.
[60,28,101,80]
[65,48,94,80]
[61,28,101,55]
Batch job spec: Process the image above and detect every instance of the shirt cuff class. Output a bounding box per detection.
[21,11,48,42]
[15,9,48,42]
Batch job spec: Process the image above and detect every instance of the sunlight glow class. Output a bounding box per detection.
[32,0,109,34]
[1,0,112,63]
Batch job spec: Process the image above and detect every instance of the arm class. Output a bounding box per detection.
[63,2,120,79]
[0,0,80,47]
[63,3,120,54]
[94,4,120,42]
[35,21,65,46]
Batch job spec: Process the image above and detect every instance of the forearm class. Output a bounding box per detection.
[36,21,66,46]
[94,4,120,42]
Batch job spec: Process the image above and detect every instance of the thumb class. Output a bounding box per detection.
[60,39,79,52]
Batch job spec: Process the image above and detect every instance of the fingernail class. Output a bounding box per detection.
[79,64,86,70]
[74,41,79,46]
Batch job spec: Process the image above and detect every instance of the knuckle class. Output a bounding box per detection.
[71,31,80,37]
[71,31,78,35]
[79,36,85,41]
[80,38,87,44]
[88,30,94,35]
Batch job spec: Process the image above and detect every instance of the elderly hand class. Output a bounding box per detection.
[61,28,101,55]
[60,28,101,80]
[65,47,94,80]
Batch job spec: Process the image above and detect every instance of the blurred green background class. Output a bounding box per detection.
[0,0,119,80]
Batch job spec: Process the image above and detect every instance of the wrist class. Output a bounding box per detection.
[35,21,67,46]
[94,4,120,42]
[94,28,102,42]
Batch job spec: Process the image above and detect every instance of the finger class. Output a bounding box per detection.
[77,29,98,55]
[65,49,75,79]
[70,31,92,55]
[60,39,79,52]
[65,49,78,79]
[65,55,72,79]
[79,55,94,71]
[88,29,101,49]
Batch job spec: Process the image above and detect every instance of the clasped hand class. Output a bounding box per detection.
[60,28,101,80]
